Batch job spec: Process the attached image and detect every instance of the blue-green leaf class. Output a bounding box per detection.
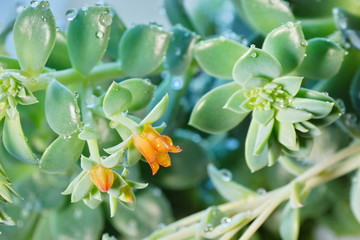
[275,121,298,150]
[279,203,300,240]
[272,76,303,96]
[103,82,132,118]
[276,108,312,123]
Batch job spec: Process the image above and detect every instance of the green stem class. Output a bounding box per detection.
[31,62,125,91]
[87,139,100,161]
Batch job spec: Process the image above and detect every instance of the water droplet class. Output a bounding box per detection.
[39,1,50,10]
[344,42,351,49]
[345,51,349,56]
[66,9,78,21]
[171,77,183,90]
[300,40,308,47]
[144,79,151,85]
[286,22,294,28]
[250,52,257,58]
[30,1,39,8]
[64,135,72,140]
[219,169,232,181]
[304,53,307,57]
[95,1,106,6]
[204,224,214,233]
[41,16,46,22]
[221,217,231,224]
[74,91,79,99]
[256,188,267,195]
[250,44,256,49]
[322,92,329,96]
[344,113,357,127]
[121,110,128,116]
[96,31,104,39]
[99,11,113,27]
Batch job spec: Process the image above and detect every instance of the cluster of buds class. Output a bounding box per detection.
[0,71,37,120]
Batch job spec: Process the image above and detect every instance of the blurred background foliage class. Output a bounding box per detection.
[0,0,360,239]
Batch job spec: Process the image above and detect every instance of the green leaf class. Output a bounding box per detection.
[279,203,300,240]
[290,181,305,208]
[275,121,298,150]
[119,24,171,77]
[141,94,169,124]
[71,172,92,202]
[298,38,345,79]
[245,118,269,172]
[102,151,123,168]
[196,206,225,239]
[164,0,196,31]
[223,89,248,113]
[46,30,72,70]
[0,56,20,69]
[299,121,321,137]
[254,119,274,154]
[351,168,360,224]
[127,144,142,166]
[103,82,132,118]
[208,164,256,201]
[233,47,282,86]
[40,133,85,174]
[45,80,81,135]
[253,109,274,125]
[106,10,126,60]
[243,76,269,90]
[119,78,155,112]
[13,1,56,75]
[272,76,303,96]
[278,155,311,176]
[165,25,198,75]
[189,83,249,134]
[67,6,112,74]
[194,38,248,79]
[283,137,313,159]
[263,22,306,74]
[3,114,37,164]
[276,108,312,123]
[238,0,295,34]
[290,98,334,118]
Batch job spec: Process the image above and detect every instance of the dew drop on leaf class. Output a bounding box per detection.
[39,1,50,10]
[66,8,78,21]
[221,217,231,224]
[204,224,214,233]
[300,40,308,47]
[99,11,113,27]
[256,188,267,195]
[250,52,257,58]
[96,31,104,39]
[30,0,39,8]
[219,169,233,181]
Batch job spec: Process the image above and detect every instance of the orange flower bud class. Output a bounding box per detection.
[89,165,114,192]
[133,124,182,175]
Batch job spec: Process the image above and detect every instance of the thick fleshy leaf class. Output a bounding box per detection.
[67,6,112,74]
[245,118,269,172]
[223,89,248,113]
[275,121,298,150]
[299,121,321,138]
[238,0,295,34]
[243,76,269,90]
[3,114,37,164]
[190,83,249,134]
[272,76,303,96]
[103,82,132,118]
[233,47,282,86]
[290,98,334,118]
[194,38,248,79]
[350,168,360,224]
[278,155,310,176]
[141,94,169,124]
[208,164,256,201]
[263,22,306,74]
[196,206,225,239]
[106,10,126,60]
[298,38,345,79]
[253,109,274,125]
[283,137,314,159]
[276,108,312,123]
[164,0,196,31]
[119,78,155,112]
[40,133,85,174]
[45,80,81,135]
[279,203,300,240]
[102,151,123,168]
[166,25,198,75]
[46,30,72,70]
[254,119,274,154]
[71,172,92,202]
[13,1,56,75]
[119,24,171,77]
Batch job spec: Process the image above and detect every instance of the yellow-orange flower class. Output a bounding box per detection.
[90,165,115,192]
[133,124,182,175]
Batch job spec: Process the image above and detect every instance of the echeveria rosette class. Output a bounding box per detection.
[62,153,147,217]
[0,71,38,120]
[227,50,341,172]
